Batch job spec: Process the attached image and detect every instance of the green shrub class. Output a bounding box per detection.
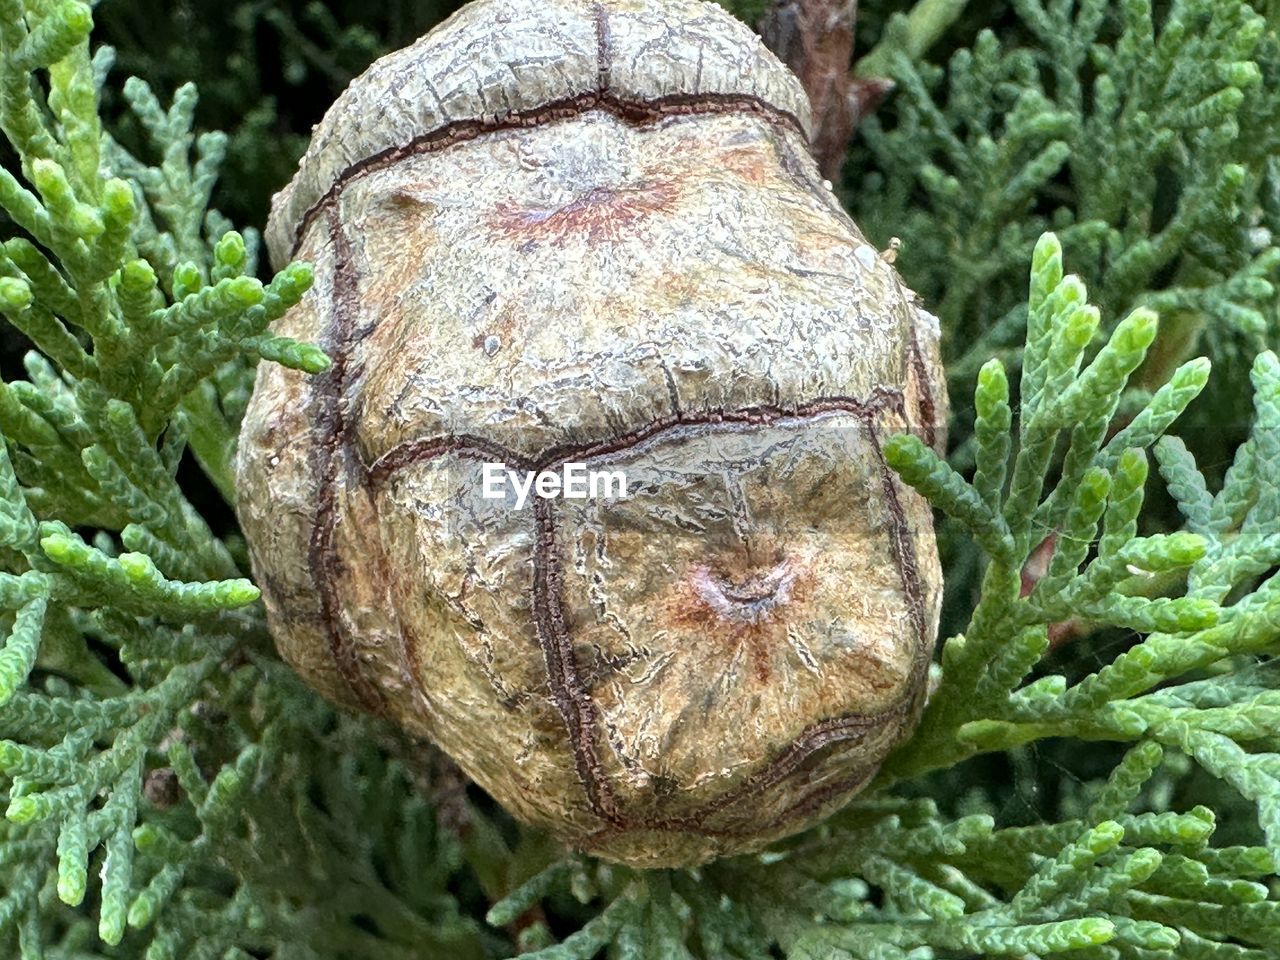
[1,1,1278,957]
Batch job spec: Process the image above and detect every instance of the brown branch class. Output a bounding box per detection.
[759,0,894,181]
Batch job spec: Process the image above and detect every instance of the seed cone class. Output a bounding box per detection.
[236,0,948,867]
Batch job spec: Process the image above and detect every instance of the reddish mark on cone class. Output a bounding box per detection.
[664,553,815,683]
[715,146,773,186]
[489,180,681,245]
[688,558,804,624]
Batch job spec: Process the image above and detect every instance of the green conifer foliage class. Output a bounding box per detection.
[0,1,1278,958]
[849,0,1280,420]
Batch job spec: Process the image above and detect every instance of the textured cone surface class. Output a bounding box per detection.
[264,0,814,265]
[238,0,948,867]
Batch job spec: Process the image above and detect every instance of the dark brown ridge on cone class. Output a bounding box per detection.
[307,209,389,716]
[908,327,941,451]
[287,91,806,259]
